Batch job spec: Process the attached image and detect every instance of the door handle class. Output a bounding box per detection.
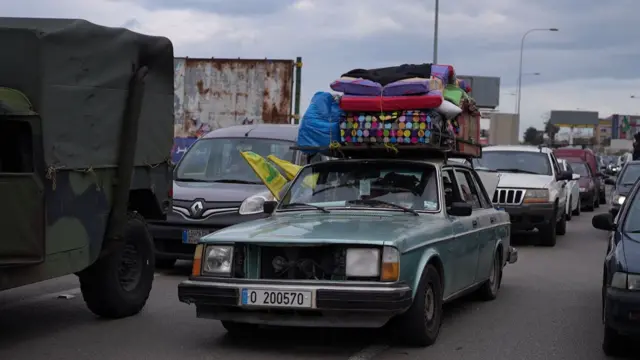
[472,220,478,228]
[490,217,496,224]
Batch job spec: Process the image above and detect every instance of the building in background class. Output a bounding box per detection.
[607,114,640,140]
[596,118,611,144]
[488,112,519,145]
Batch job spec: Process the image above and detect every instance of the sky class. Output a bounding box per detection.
[4,0,640,138]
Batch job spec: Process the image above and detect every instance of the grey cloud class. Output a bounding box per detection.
[131,0,294,16]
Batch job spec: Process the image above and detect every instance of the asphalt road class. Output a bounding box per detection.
[0,204,632,360]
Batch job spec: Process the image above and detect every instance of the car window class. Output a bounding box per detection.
[175,137,294,183]
[549,154,561,175]
[569,162,590,177]
[474,151,552,176]
[622,187,640,233]
[281,161,440,211]
[442,168,462,210]
[619,164,640,185]
[454,169,482,209]
[565,162,573,173]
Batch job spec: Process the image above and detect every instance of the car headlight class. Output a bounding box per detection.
[239,191,274,215]
[611,272,640,291]
[523,189,549,203]
[346,248,380,277]
[203,245,233,274]
[612,193,626,205]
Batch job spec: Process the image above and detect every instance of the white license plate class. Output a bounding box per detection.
[240,289,313,308]
[181,229,211,244]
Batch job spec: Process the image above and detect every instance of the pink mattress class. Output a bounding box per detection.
[339,94,443,112]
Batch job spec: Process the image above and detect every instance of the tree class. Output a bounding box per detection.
[523,127,543,145]
[544,121,560,141]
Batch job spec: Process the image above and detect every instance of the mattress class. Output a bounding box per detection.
[339,94,443,112]
[382,77,444,96]
[339,110,447,144]
[330,77,382,96]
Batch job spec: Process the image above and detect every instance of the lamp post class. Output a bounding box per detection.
[433,0,439,63]
[515,28,558,116]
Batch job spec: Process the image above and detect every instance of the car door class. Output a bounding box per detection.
[441,168,477,293]
[564,162,579,211]
[445,167,481,290]
[549,153,567,214]
[454,167,496,283]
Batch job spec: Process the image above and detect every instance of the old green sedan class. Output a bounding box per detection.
[178,156,516,347]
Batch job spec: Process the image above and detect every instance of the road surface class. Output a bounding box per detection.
[0,206,632,359]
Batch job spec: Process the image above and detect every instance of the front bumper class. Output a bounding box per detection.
[502,203,555,231]
[178,278,413,328]
[149,212,268,259]
[605,287,640,337]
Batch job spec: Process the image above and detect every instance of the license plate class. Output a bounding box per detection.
[240,289,313,308]
[181,229,211,244]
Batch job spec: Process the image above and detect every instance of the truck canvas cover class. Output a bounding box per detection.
[0,18,174,169]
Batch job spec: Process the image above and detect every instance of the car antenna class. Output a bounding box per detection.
[244,126,258,137]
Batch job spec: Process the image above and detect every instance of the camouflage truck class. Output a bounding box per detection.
[0,18,174,318]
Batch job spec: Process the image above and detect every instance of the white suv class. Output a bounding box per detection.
[474,145,575,246]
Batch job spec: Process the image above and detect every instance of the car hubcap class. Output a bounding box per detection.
[424,286,435,323]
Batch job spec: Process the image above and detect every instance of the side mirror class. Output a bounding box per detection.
[605,178,616,185]
[449,202,472,217]
[263,200,278,214]
[557,171,573,181]
[572,173,581,180]
[592,213,615,231]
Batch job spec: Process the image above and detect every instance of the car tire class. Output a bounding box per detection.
[572,198,581,216]
[584,194,595,212]
[78,212,155,319]
[566,197,573,221]
[538,211,558,247]
[155,257,177,269]
[477,250,502,301]
[556,212,567,236]
[221,321,260,337]
[392,264,443,347]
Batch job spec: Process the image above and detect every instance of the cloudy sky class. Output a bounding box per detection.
[4,0,640,137]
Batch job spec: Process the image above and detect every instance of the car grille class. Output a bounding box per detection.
[492,188,524,205]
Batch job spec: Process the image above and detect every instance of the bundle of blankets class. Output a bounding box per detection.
[329,63,476,145]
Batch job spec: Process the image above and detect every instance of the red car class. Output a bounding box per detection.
[563,158,597,211]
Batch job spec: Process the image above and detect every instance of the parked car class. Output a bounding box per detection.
[178,153,518,347]
[607,160,640,216]
[474,145,573,247]
[592,178,640,356]
[554,147,606,205]
[564,159,597,212]
[149,124,327,269]
[558,159,580,220]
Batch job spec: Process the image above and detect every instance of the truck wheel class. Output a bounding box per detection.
[79,212,155,319]
[556,212,567,236]
[538,212,557,247]
[477,250,502,301]
[155,257,177,269]
[391,264,443,347]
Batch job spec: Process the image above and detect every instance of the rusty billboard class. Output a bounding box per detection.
[172,57,301,162]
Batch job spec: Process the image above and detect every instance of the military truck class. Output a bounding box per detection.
[0,18,174,318]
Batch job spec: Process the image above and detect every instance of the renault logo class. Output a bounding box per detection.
[190,201,204,217]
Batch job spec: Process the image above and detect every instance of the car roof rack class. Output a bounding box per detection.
[292,137,482,165]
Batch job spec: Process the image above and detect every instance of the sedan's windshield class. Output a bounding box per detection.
[280,161,439,212]
[623,189,640,233]
[175,138,294,183]
[473,151,552,176]
[569,162,589,177]
[620,164,640,185]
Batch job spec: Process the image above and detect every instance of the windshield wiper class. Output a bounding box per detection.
[175,177,213,182]
[212,179,263,185]
[347,199,419,216]
[494,168,540,175]
[281,202,330,213]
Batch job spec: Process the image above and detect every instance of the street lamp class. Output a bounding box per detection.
[433,0,439,63]
[515,28,559,115]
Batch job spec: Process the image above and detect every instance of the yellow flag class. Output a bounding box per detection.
[267,155,301,180]
[267,155,319,188]
[239,151,288,200]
